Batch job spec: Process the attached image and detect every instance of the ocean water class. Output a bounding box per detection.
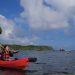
[0,50,75,75]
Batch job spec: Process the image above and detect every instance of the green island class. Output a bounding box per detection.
[2,44,53,51]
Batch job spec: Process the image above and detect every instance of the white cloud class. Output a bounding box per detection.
[1,0,75,45]
[19,36,40,45]
[0,14,39,45]
[20,0,74,30]
[0,15,14,39]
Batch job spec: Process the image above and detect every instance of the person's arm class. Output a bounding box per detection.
[13,50,19,54]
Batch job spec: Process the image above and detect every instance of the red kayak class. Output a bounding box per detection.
[0,58,37,69]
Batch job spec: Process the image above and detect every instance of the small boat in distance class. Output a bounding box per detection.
[60,48,65,51]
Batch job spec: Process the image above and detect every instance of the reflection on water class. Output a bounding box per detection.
[0,50,75,75]
[0,69,73,75]
[0,68,38,75]
[0,69,27,75]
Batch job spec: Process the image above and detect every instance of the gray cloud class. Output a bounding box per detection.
[20,0,74,30]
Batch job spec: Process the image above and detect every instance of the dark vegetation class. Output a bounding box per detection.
[3,44,53,51]
[0,27,2,34]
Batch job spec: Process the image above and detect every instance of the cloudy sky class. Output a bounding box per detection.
[0,0,75,50]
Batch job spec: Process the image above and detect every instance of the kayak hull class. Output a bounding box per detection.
[0,58,29,69]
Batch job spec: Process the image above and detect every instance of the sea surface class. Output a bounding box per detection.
[0,50,75,75]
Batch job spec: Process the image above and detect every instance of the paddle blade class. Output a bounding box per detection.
[28,58,37,62]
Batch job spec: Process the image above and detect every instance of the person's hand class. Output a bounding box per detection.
[13,50,16,53]
[13,50,19,53]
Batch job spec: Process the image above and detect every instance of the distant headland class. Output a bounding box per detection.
[1,44,53,51]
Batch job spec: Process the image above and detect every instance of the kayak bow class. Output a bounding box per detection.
[0,58,37,69]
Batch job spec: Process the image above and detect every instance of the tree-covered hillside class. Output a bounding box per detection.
[4,45,53,51]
